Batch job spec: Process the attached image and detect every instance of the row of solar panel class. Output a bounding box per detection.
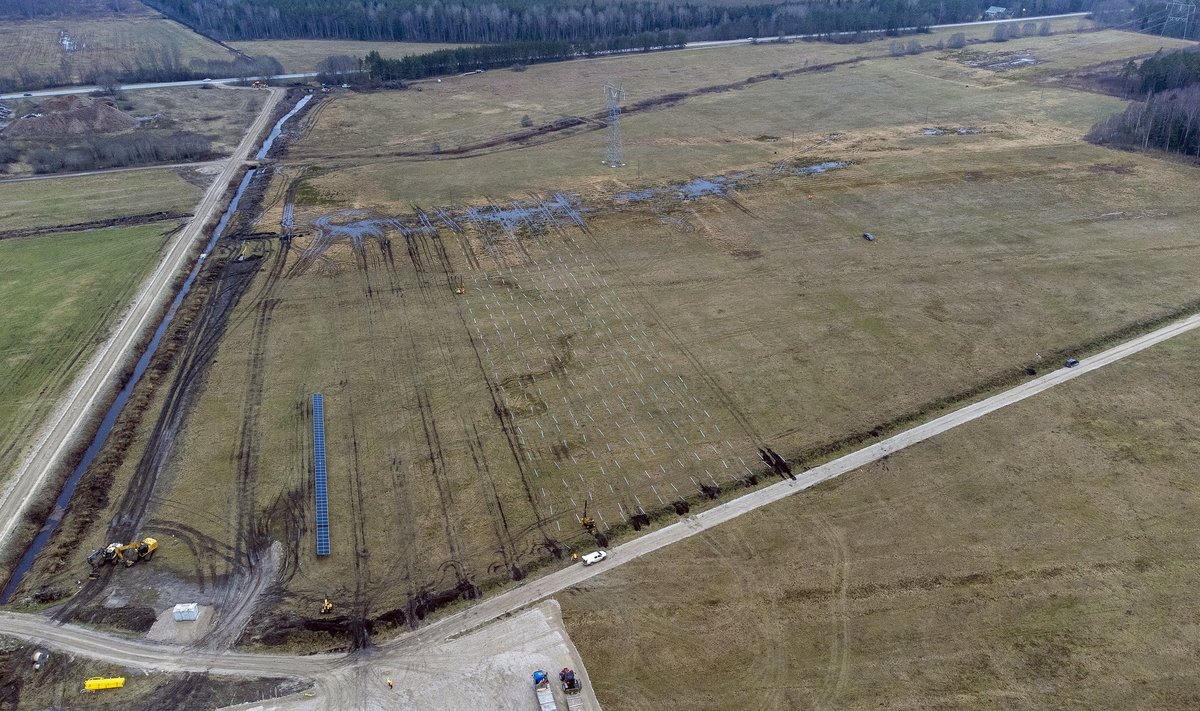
[313,393,330,556]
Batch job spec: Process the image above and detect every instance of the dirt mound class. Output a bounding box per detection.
[3,95,137,137]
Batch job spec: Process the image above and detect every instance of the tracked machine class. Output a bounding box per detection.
[86,538,157,577]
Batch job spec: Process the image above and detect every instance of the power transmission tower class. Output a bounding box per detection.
[1161,0,1197,37]
[603,84,625,168]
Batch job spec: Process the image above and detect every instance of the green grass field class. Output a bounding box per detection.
[0,223,175,483]
[560,328,1200,709]
[226,39,466,73]
[0,169,203,232]
[0,14,234,89]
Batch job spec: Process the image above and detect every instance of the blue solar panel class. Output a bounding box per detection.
[313,393,330,556]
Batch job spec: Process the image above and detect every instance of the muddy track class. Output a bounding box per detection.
[50,169,282,621]
[52,257,264,622]
[417,229,544,576]
[273,397,315,585]
[443,264,558,554]
[232,296,279,568]
[344,407,373,649]
[464,421,524,580]
[0,211,192,241]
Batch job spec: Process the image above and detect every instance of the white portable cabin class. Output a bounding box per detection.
[172,603,199,621]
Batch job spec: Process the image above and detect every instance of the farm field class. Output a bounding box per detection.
[0,223,176,486]
[0,13,234,90]
[12,26,1200,657]
[291,27,1183,207]
[0,169,203,232]
[559,328,1200,710]
[226,39,467,73]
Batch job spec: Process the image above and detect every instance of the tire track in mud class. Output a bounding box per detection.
[345,231,426,628]
[412,384,475,597]
[402,230,484,597]
[436,226,574,557]
[273,397,314,585]
[53,255,264,622]
[420,229,561,564]
[194,234,297,647]
[343,405,373,649]
[52,177,287,622]
[462,420,523,581]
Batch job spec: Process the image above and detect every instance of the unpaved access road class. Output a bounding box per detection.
[0,87,285,555]
[1,309,1198,709]
[0,160,222,184]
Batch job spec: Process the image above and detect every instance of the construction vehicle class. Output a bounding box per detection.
[321,597,333,614]
[560,668,582,693]
[86,538,157,576]
[559,668,587,710]
[532,670,558,711]
[578,502,596,533]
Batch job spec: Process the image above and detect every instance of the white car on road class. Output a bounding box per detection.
[581,550,608,566]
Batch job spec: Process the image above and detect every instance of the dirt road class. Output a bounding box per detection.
[0,87,285,555]
[1,309,1197,709]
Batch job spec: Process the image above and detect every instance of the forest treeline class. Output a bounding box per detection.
[142,0,1089,45]
[0,129,215,174]
[1088,48,1200,156]
[0,52,283,94]
[359,33,685,80]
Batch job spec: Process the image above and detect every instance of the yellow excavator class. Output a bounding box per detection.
[579,502,596,533]
[320,597,333,614]
[86,538,157,576]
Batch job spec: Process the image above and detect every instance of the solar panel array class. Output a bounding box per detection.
[312,393,330,556]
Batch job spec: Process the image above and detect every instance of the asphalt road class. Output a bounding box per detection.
[0,87,284,556]
[0,12,1090,101]
[2,307,1198,708]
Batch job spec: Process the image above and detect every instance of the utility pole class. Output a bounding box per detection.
[602,84,626,167]
[1162,0,1197,37]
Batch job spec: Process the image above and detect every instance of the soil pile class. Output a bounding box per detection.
[3,95,137,137]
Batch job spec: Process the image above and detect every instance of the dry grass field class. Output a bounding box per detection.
[14,26,1200,656]
[226,39,466,73]
[0,14,233,89]
[0,223,177,486]
[291,26,1183,207]
[0,169,203,231]
[119,86,267,156]
[559,329,1200,710]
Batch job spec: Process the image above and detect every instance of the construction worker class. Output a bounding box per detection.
[387,678,394,690]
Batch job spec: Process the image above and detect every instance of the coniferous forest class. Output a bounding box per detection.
[139,0,1087,45]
